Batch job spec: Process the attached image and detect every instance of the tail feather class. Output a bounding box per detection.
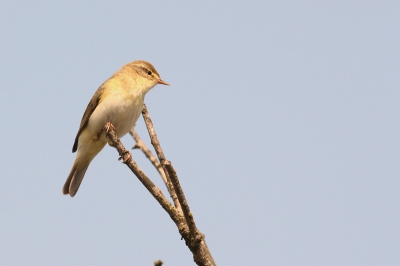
[63,163,90,197]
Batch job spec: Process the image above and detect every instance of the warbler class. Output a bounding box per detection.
[63,60,169,197]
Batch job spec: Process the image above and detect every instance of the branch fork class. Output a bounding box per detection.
[103,105,215,266]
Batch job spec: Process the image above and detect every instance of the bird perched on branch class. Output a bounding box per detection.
[63,60,169,197]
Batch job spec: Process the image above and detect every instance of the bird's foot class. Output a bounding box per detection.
[119,150,132,163]
[104,122,116,133]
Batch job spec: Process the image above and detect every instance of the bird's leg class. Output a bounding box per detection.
[119,150,132,163]
[104,122,117,146]
[104,122,116,133]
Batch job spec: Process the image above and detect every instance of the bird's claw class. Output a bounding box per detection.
[104,122,116,133]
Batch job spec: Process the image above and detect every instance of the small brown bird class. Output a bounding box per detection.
[63,60,169,197]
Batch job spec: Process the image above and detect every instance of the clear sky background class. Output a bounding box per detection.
[1,1,399,265]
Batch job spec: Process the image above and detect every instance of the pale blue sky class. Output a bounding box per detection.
[1,1,399,265]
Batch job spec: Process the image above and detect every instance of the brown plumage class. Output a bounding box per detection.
[63,60,169,197]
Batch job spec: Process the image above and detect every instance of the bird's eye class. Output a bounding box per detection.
[147,71,152,75]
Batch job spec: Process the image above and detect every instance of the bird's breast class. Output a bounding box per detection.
[88,90,144,139]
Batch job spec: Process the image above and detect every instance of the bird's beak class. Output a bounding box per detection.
[158,79,170,86]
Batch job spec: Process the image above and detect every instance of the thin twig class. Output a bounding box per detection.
[164,162,200,242]
[139,106,183,215]
[141,105,198,234]
[129,128,167,184]
[130,127,182,214]
[141,105,167,163]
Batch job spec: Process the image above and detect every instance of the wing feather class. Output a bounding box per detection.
[72,83,107,152]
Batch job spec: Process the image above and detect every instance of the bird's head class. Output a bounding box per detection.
[127,60,169,93]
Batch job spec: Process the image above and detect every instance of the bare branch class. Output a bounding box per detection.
[141,105,216,265]
[129,128,167,185]
[129,127,182,214]
[164,162,199,240]
[103,122,187,235]
[154,260,163,266]
[141,105,167,163]
[141,105,198,233]
[139,107,183,214]
[104,105,216,265]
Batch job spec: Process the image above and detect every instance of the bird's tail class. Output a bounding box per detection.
[62,161,90,197]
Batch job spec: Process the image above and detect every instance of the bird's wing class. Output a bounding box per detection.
[72,83,107,153]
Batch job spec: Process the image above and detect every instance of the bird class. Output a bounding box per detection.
[63,60,169,197]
